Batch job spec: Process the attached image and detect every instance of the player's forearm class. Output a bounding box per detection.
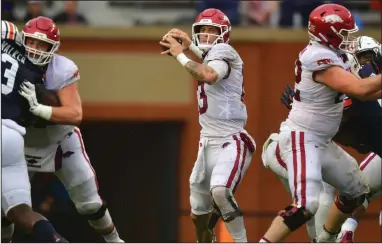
[176,53,218,84]
[50,106,82,125]
[184,60,218,84]
[357,74,382,100]
[361,90,382,101]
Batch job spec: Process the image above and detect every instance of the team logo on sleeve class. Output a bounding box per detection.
[316,58,333,66]
[71,70,80,80]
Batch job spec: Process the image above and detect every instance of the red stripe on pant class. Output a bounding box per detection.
[233,143,248,193]
[299,132,306,206]
[291,131,307,206]
[275,143,287,169]
[226,135,242,189]
[291,131,298,203]
[360,153,376,171]
[73,128,99,189]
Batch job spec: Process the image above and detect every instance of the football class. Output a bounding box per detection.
[35,83,61,107]
[161,37,182,56]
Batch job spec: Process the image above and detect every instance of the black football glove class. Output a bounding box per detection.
[281,84,295,110]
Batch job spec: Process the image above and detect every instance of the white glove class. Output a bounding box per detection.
[19,81,52,120]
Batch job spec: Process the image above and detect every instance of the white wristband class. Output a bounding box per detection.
[35,104,53,120]
[176,53,191,67]
[189,43,204,59]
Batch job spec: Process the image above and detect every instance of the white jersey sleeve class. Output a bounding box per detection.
[1,20,22,45]
[301,47,346,72]
[207,60,229,82]
[45,54,80,91]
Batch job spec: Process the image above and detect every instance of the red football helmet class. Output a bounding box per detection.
[308,4,358,52]
[21,16,60,66]
[192,8,231,52]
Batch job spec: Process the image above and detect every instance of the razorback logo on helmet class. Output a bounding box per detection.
[323,14,344,23]
[316,58,333,66]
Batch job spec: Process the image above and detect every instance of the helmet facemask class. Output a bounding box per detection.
[22,33,60,66]
[192,23,229,52]
[334,25,358,53]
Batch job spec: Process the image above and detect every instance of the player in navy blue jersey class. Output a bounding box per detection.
[1,20,67,243]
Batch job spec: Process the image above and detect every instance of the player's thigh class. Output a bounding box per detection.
[322,142,369,198]
[360,153,381,199]
[25,144,60,172]
[55,128,97,190]
[2,125,26,168]
[279,131,323,212]
[190,138,213,196]
[264,140,289,181]
[1,126,31,215]
[210,137,252,193]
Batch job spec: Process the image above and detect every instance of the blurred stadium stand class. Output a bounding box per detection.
[4,0,380,27]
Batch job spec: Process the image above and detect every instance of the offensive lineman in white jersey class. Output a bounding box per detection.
[2,16,123,243]
[160,8,255,243]
[262,36,382,242]
[258,4,381,243]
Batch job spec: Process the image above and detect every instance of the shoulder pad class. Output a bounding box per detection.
[301,46,344,71]
[45,54,80,90]
[204,43,239,63]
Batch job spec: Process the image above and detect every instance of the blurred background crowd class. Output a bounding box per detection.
[2,0,381,28]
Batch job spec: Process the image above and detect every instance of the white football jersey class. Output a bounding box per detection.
[198,43,247,137]
[283,42,351,139]
[24,54,80,147]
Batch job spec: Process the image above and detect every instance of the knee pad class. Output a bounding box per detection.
[334,193,366,214]
[79,201,107,221]
[278,205,313,232]
[211,187,243,223]
[190,189,213,215]
[67,177,103,216]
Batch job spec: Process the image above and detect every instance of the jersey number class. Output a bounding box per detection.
[1,53,19,95]
[295,59,302,84]
[198,83,208,115]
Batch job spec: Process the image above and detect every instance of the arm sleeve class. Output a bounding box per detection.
[207,60,229,82]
